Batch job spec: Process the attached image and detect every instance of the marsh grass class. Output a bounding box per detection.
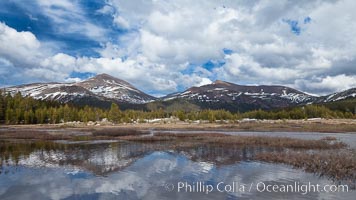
[0,129,347,150]
[0,128,354,182]
[255,150,356,183]
[0,130,71,140]
[72,135,92,141]
[92,128,149,137]
[122,133,347,150]
[213,122,356,133]
[207,135,347,149]
[115,132,354,182]
[321,136,337,141]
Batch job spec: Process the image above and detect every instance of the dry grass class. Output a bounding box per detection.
[321,136,337,141]
[92,128,149,137]
[0,130,71,140]
[117,135,175,142]
[99,120,356,133]
[195,122,356,133]
[0,128,347,150]
[114,132,226,142]
[255,150,356,182]
[153,132,227,138]
[207,135,347,149]
[115,133,347,150]
[2,118,356,133]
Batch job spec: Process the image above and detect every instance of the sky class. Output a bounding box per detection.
[0,0,356,96]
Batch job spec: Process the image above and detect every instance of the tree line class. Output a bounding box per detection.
[0,91,355,124]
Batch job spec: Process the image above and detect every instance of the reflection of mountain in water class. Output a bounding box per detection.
[0,140,282,175]
[1,141,355,200]
[175,145,282,166]
[0,141,151,175]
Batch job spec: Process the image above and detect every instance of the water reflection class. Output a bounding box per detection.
[0,140,281,175]
[0,140,354,200]
[1,141,158,175]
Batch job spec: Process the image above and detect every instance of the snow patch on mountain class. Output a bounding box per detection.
[161,80,319,110]
[4,74,156,104]
[320,88,356,103]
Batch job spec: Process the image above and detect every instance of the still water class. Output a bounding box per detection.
[0,139,354,200]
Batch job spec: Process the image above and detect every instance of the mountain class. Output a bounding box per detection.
[313,88,356,113]
[4,74,155,105]
[4,82,98,102]
[317,88,356,103]
[75,73,155,104]
[3,75,355,112]
[161,80,317,111]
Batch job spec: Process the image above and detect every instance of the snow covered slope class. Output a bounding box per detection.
[4,82,96,103]
[162,80,317,110]
[75,73,155,104]
[318,88,356,103]
[4,75,354,111]
[4,74,155,104]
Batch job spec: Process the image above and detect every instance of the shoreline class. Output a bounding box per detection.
[1,129,355,183]
[1,119,355,184]
[1,119,356,133]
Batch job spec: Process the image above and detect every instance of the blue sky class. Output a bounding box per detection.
[0,0,110,57]
[0,0,356,96]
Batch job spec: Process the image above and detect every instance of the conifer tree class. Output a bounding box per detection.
[108,103,121,123]
[0,91,4,121]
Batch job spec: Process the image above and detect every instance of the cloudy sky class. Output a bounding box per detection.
[0,0,355,96]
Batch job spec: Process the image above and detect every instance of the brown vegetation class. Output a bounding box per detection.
[115,132,354,182]
[0,126,354,183]
[206,135,347,149]
[255,150,356,183]
[92,128,150,137]
[0,130,71,140]
[2,118,356,133]
[321,136,337,141]
[0,128,347,150]
[119,133,346,150]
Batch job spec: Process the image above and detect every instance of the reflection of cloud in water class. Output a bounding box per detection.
[1,141,269,175]
[0,151,354,200]
[0,141,354,199]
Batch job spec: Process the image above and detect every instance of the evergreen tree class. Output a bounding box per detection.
[108,103,121,123]
[63,104,71,122]
[5,107,13,124]
[0,91,4,121]
[24,110,34,124]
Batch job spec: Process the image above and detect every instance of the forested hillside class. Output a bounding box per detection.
[0,91,355,125]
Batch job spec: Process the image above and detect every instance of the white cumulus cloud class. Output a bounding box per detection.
[1,0,356,96]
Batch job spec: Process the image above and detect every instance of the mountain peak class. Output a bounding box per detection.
[95,73,113,78]
[84,73,133,87]
[92,73,118,81]
[213,80,231,86]
[162,79,317,110]
[75,73,155,103]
